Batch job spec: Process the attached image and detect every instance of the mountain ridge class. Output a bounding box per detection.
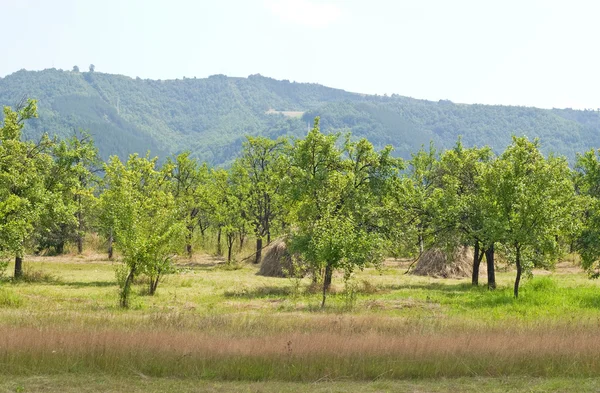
[1,68,599,164]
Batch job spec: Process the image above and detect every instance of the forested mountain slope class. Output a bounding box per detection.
[1,68,599,163]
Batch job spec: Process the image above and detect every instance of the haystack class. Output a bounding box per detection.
[410,246,473,278]
[258,239,303,278]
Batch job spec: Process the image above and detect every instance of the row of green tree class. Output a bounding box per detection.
[3,100,600,307]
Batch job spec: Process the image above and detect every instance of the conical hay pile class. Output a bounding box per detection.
[411,246,473,278]
[258,239,303,278]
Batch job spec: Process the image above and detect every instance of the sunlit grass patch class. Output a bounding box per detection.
[0,287,23,308]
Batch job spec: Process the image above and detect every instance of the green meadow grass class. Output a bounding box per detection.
[2,253,600,391]
[3,375,600,393]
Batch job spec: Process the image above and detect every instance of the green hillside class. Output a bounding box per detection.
[1,68,599,163]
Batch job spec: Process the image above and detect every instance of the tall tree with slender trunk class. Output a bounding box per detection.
[236,136,290,264]
[168,152,212,258]
[0,99,54,278]
[482,137,574,298]
[35,131,100,255]
[429,140,495,287]
[286,118,400,307]
[212,167,248,263]
[574,149,600,276]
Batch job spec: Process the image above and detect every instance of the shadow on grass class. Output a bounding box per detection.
[10,270,62,285]
[176,261,227,271]
[575,292,600,309]
[58,280,115,288]
[379,281,480,293]
[379,281,518,309]
[224,285,293,299]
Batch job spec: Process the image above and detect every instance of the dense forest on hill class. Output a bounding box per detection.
[1,68,600,164]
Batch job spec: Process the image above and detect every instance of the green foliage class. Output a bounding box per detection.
[3,69,600,165]
[286,118,400,306]
[34,131,100,254]
[100,154,185,307]
[212,166,249,262]
[0,92,595,312]
[235,136,290,261]
[382,142,437,257]
[167,152,213,257]
[575,149,600,276]
[0,99,54,277]
[482,137,575,297]
[430,140,493,247]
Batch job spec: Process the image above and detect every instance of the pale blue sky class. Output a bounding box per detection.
[2,0,599,109]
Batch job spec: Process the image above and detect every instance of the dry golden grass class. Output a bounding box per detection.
[3,320,600,379]
[3,325,600,358]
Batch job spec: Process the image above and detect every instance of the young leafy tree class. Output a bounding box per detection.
[430,140,495,287]
[0,99,54,278]
[236,136,290,263]
[287,118,400,307]
[168,152,212,257]
[482,137,574,298]
[212,166,248,263]
[401,143,439,256]
[574,149,600,274]
[36,132,100,254]
[96,179,118,260]
[100,154,185,307]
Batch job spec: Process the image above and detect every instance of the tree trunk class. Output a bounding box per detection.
[324,264,333,291]
[77,195,83,254]
[472,240,481,286]
[265,216,271,245]
[217,227,222,256]
[321,264,333,308]
[514,246,522,298]
[239,232,244,250]
[77,235,83,254]
[108,230,114,260]
[418,234,424,254]
[227,234,234,263]
[14,254,23,279]
[149,276,159,295]
[56,241,65,256]
[120,270,134,308]
[255,238,263,264]
[486,243,496,290]
[186,226,193,259]
[569,240,574,254]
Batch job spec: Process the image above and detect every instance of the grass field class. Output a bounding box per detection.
[1,251,600,391]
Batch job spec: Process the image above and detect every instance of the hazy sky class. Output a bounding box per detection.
[2,0,599,109]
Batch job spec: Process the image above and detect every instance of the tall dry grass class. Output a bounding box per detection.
[3,324,600,380]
